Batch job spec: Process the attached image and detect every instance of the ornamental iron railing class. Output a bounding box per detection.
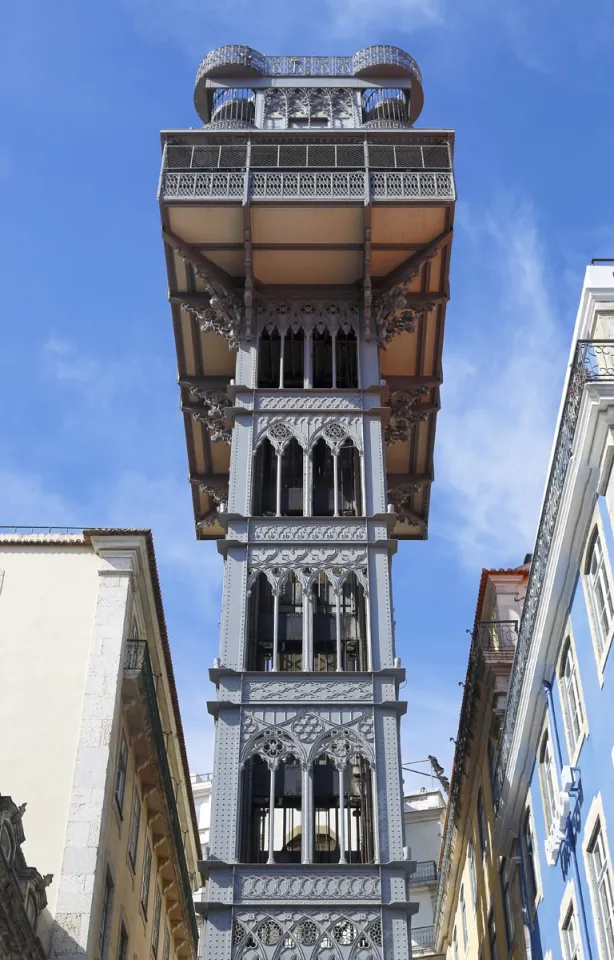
[195,45,422,83]
[412,926,436,954]
[409,860,438,884]
[124,640,199,949]
[362,88,408,126]
[160,170,454,203]
[492,341,614,810]
[475,620,518,653]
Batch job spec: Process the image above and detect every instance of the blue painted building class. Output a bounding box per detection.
[491,264,614,960]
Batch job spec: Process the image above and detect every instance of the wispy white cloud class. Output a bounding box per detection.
[436,196,568,567]
[121,0,444,56]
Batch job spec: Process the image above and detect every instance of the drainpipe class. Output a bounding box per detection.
[543,681,593,960]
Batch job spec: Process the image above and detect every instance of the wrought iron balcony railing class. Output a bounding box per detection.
[124,640,199,949]
[492,341,614,811]
[409,860,438,884]
[160,170,454,203]
[475,619,518,653]
[412,925,436,954]
[195,45,421,83]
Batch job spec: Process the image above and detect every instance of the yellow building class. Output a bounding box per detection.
[434,564,530,960]
[0,528,200,960]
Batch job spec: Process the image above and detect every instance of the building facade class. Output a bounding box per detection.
[159,43,455,960]
[435,565,529,960]
[404,790,446,958]
[0,529,200,960]
[488,266,614,960]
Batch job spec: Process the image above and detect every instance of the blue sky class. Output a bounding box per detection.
[1,0,614,793]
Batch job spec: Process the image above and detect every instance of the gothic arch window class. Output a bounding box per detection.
[338,439,362,517]
[280,439,304,517]
[253,439,277,516]
[339,574,367,671]
[278,573,303,671]
[312,439,334,517]
[283,327,304,387]
[247,573,275,671]
[313,753,374,864]
[247,571,304,672]
[258,328,281,387]
[313,573,337,672]
[239,754,302,863]
[336,328,358,388]
[313,329,333,388]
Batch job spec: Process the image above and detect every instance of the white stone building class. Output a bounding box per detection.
[0,529,200,960]
[404,790,446,958]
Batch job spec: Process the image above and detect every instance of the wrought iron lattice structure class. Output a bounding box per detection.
[159,42,455,960]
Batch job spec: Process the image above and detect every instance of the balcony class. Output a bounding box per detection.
[159,137,455,204]
[123,640,198,950]
[474,620,517,657]
[412,925,436,955]
[409,860,438,884]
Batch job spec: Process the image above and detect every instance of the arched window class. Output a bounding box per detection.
[312,329,333,388]
[278,574,303,672]
[239,754,302,863]
[252,439,277,516]
[586,529,614,657]
[283,328,304,388]
[247,574,275,671]
[336,328,358,388]
[312,439,334,517]
[280,439,303,517]
[339,574,367,671]
[313,754,374,864]
[313,574,336,672]
[258,329,281,388]
[338,439,362,516]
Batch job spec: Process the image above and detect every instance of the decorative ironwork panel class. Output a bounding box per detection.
[162,171,245,200]
[251,172,366,200]
[243,678,373,702]
[235,871,380,901]
[250,521,367,542]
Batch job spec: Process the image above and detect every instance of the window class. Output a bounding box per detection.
[559,638,586,757]
[460,884,468,949]
[488,909,499,960]
[140,840,152,916]
[162,927,170,960]
[587,531,614,657]
[477,788,488,857]
[117,922,129,960]
[453,926,459,960]
[501,859,515,949]
[468,841,478,906]
[127,785,141,869]
[561,904,582,960]
[522,807,540,906]
[114,731,128,816]
[152,886,162,956]
[587,820,614,958]
[538,729,559,831]
[98,869,114,960]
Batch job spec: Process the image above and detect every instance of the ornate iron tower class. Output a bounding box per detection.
[159,44,455,960]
